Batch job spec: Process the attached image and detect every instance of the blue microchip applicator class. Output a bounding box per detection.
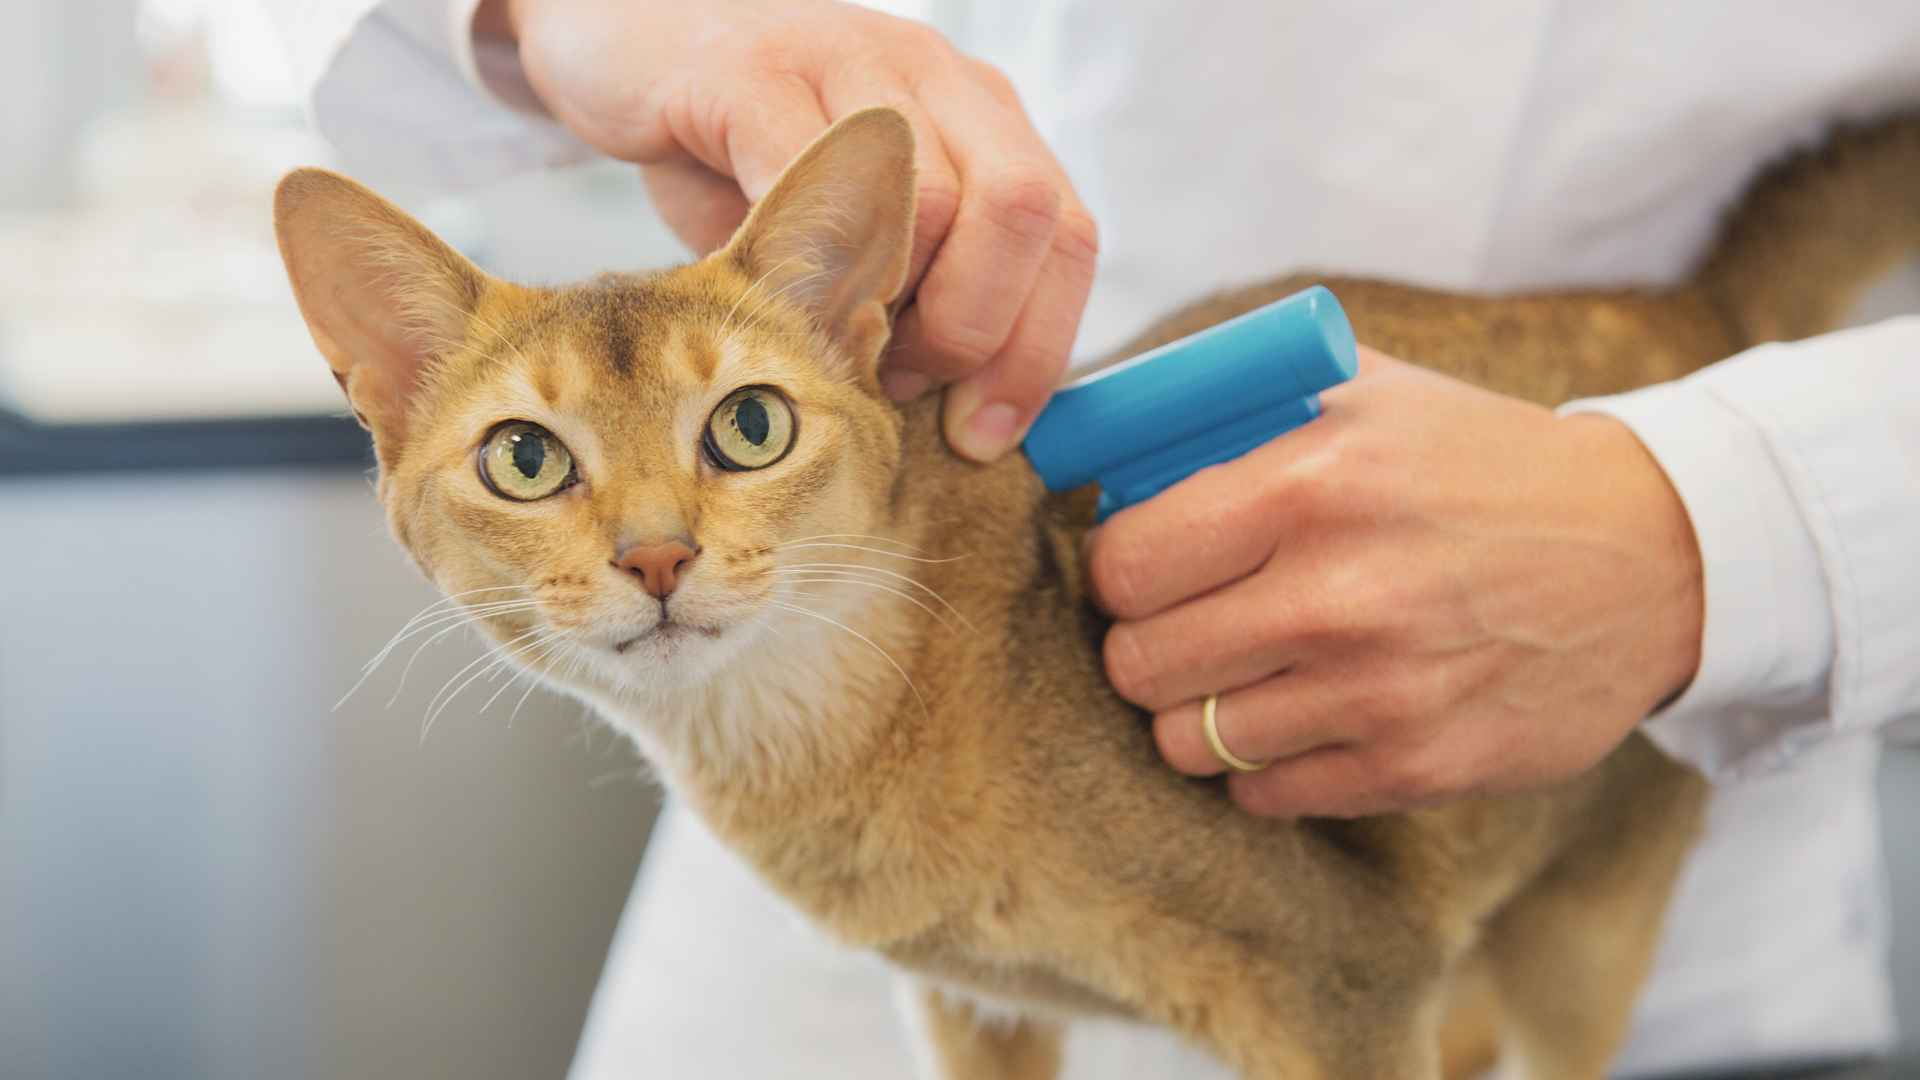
[1022,285,1358,519]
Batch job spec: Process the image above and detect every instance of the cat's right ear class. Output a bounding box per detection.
[274,169,487,459]
[721,108,917,382]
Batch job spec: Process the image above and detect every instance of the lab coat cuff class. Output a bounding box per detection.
[446,0,552,117]
[1561,377,1837,779]
[1687,322,1920,741]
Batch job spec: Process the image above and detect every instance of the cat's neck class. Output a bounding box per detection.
[580,394,1062,942]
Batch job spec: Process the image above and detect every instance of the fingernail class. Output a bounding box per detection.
[957,402,1022,460]
[880,369,931,402]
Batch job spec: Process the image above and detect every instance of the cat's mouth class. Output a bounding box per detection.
[612,618,723,654]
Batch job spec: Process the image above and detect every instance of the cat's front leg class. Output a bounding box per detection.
[899,980,1065,1080]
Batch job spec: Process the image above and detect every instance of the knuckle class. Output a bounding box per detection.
[1283,585,1347,645]
[967,57,1020,101]
[1378,749,1439,804]
[914,177,962,240]
[915,315,1000,368]
[981,169,1064,241]
[1231,775,1289,818]
[1375,673,1430,722]
[1088,535,1146,617]
[887,17,953,59]
[1051,206,1101,269]
[743,36,809,80]
[1102,627,1156,704]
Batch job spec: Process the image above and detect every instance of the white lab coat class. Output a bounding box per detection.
[268,1,1920,1074]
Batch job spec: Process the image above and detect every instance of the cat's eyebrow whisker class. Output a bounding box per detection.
[717,254,804,338]
[461,305,541,374]
[773,542,968,564]
[773,572,961,633]
[775,562,977,633]
[767,599,929,720]
[739,263,833,327]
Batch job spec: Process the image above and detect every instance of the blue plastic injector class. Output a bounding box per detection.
[1022,285,1358,520]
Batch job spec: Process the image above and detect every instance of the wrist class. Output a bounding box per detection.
[1560,413,1706,708]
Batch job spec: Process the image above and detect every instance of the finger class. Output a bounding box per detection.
[1102,566,1312,711]
[934,212,1093,459]
[887,76,1067,389]
[1087,428,1330,621]
[723,76,834,203]
[1151,670,1353,776]
[1226,746,1390,819]
[641,158,752,255]
[1105,549,1344,711]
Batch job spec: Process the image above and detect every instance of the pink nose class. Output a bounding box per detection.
[614,540,699,599]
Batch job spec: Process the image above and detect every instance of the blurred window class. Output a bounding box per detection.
[0,0,671,427]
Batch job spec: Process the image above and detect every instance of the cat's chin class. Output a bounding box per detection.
[567,615,762,697]
[611,619,723,656]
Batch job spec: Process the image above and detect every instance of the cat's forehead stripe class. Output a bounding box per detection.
[679,329,720,382]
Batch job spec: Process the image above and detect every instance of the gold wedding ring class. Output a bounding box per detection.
[1202,693,1268,773]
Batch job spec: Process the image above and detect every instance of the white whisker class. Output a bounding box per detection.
[775,532,927,554]
[775,562,976,632]
[384,601,546,707]
[773,572,959,631]
[337,594,540,710]
[476,631,564,717]
[768,599,928,719]
[773,542,967,564]
[420,625,546,743]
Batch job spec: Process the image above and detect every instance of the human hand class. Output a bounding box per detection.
[1087,349,1705,817]
[479,0,1098,461]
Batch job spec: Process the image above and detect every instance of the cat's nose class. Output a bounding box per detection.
[613,539,700,599]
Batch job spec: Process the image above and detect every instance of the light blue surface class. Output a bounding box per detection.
[1022,285,1357,517]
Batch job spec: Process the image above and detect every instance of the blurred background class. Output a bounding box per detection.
[0,2,674,1077]
[0,2,1912,1078]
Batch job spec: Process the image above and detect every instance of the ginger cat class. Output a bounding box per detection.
[274,109,1918,1078]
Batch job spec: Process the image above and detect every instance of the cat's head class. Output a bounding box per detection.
[275,109,921,703]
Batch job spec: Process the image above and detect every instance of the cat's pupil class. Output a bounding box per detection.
[512,432,545,479]
[735,397,770,445]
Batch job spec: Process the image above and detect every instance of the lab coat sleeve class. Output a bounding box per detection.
[262,0,589,187]
[1563,316,1920,779]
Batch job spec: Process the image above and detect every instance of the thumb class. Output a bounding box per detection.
[642,159,752,256]
[722,79,832,202]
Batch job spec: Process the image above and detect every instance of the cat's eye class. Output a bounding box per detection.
[704,386,796,471]
[478,421,576,501]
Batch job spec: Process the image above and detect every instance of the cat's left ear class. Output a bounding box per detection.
[721,107,917,380]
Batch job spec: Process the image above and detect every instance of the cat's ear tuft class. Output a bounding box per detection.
[721,107,917,379]
[274,168,488,460]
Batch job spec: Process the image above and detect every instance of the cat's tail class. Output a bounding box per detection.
[1697,111,1920,346]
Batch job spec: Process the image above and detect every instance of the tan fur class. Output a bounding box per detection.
[274,108,1920,1078]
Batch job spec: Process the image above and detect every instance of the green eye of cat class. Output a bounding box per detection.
[704,386,796,471]
[478,421,576,501]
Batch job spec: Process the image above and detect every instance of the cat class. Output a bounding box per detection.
[274,108,1918,1078]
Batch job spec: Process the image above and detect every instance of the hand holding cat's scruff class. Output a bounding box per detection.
[477,0,1098,462]
[1089,348,1707,818]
